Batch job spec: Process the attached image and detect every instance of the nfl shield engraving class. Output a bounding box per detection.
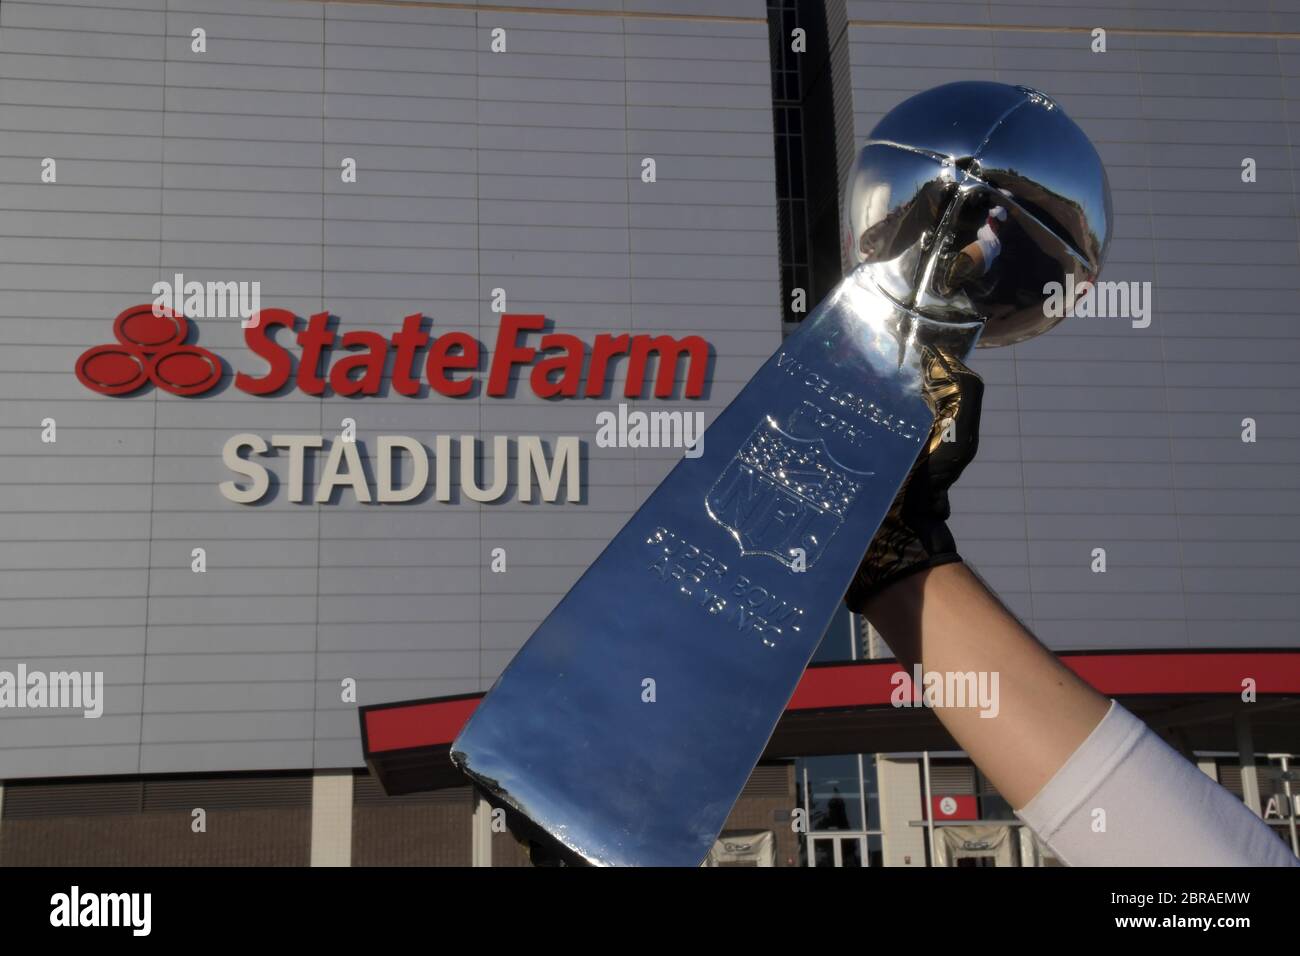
[451,82,1112,866]
[705,418,872,572]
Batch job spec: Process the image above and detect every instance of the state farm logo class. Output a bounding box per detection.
[71,304,717,508]
[75,304,222,396]
[73,307,713,401]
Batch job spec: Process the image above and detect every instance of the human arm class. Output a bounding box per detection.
[861,560,1108,810]
[846,347,1298,866]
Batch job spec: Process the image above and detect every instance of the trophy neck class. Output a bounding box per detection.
[848,262,985,362]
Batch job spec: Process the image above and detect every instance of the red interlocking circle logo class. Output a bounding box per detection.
[76,304,222,396]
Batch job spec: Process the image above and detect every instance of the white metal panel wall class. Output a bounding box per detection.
[0,0,780,778]
[844,2,1300,651]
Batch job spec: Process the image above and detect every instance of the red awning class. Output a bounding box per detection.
[359,650,1300,794]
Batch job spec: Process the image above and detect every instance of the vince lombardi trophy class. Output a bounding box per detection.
[451,81,1112,866]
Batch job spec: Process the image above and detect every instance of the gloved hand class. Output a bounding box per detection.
[843,345,984,611]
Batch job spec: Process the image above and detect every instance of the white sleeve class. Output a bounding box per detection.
[1014,699,1298,867]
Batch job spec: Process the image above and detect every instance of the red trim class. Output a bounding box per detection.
[1065,652,1300,697]
[788,661,901,711]
[789,651,1300,711]
[360,650,1300,755]
[364,696,480,754]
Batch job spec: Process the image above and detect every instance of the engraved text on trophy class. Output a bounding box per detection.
[705,418,871,570]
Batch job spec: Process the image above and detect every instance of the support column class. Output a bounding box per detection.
[310,770,353,867]
[1234,711,1262,818]
[1277,755,1299,858]
[877,756,926,866]
[921,751,937,866]
[471,792,493,867]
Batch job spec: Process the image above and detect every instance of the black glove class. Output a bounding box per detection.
[844,345,984,611]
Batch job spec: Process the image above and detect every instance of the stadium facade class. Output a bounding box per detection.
[1,0,1298,866]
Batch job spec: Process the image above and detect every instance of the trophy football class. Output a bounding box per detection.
[451,82,1112,865]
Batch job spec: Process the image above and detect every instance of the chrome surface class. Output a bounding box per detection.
[842,81,1112,347]
[451,81,1111,865]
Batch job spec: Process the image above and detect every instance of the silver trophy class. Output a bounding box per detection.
[451,82,1112,865]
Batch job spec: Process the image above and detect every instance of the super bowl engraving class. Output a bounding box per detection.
[705,418,872,570]
[642,526,806,646]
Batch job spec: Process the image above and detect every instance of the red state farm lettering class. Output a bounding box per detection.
[235,308,295,395]
[237,311,709,399]
[79,305,713,400]
[427,330,478,398]
[485,314,709,399]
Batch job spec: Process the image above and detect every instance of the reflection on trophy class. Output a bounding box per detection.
[450,81,1113,865]
[841,82,1110,349]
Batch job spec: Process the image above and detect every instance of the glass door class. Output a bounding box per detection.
[810,835,865,867]
[798,756,883,866]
